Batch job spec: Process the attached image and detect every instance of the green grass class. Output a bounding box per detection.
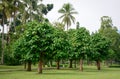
[0,65,120,79]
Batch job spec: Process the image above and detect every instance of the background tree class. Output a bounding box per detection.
[58,3,78,30]
[74,27,90,71]
[76,21,80,29]
[52,27,69,69]
[53,22,65,30]
[13,35,34,71]
[99,16,113,31]
[0,0,14,64]
[90,32,110,70]
[67,29,77,68]
[21,0,53,22]
[99,16,120,65]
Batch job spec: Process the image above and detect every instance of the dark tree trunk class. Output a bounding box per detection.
[1,11,5,65]
[74,60,76,68]
[56,60,60,69]
[96,60,101,70]
[50,60,52,67]
[69,59,73,68]
[38,59,43,74]
[24,62,27,69]
[27,61,32,71]
[43,62,45,67]
[80,59,83,71]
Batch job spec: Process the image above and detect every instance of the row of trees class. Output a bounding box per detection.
[0,1,120,74]
[13,21,110,74]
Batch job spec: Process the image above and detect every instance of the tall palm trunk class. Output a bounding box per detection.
[1,10,5,64]
[29,2,33,21]
[13,1,17,32]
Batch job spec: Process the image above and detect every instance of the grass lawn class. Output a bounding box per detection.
[0,65,120,79]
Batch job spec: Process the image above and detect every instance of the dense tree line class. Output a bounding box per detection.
[12,21,110,74]
[0,1,120,74]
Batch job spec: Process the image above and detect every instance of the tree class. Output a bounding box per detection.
[67,29,77,68]
[0,0,13,64]
[74,27,90,71]
[53,22,65,30]
[21,0,53,22]
[0,0,24,64]
[99,16,113,32]
[52,27,69,69]
[13,36,33,71]
[58,3,78,30]
[14,21,55,73]
[99,16,120,64]
[90,33,110,70]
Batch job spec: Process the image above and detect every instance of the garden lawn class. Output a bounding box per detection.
[0,65,120,79]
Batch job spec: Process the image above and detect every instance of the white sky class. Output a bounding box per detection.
[43,0,120,32]
[0,0,120,33]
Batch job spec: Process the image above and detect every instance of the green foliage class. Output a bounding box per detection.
[58,3,78,30]
[52,28,69,61]
[4,43,22,65]
[74,27,90,59]
[102,28,120,61]
[99,16,120,61]
[13,21,55,63]
[100,16,113,31]
[67,29,76,60]
[90,33,110,61]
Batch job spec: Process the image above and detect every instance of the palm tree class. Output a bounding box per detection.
[0,0,20,64]
[0,0,12,64]
[58,3,78,30]
[22,0,53,22]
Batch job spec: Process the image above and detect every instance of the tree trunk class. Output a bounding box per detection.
[74,60,76,68]
[13,1,17,32]
[1,12,5,65]
[27,61,32,71]
[56,60,60,69]
[50,60,52,67]
[80,59,83,71]
[38,59,43,74]
[69,59,73,68]
[24,62,27,69]
[96,60,101,70]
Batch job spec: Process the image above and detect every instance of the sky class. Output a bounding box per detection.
[42,0,120,32]
[0,0,120,33]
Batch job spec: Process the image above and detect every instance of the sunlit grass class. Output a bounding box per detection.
[0,65,120,79]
